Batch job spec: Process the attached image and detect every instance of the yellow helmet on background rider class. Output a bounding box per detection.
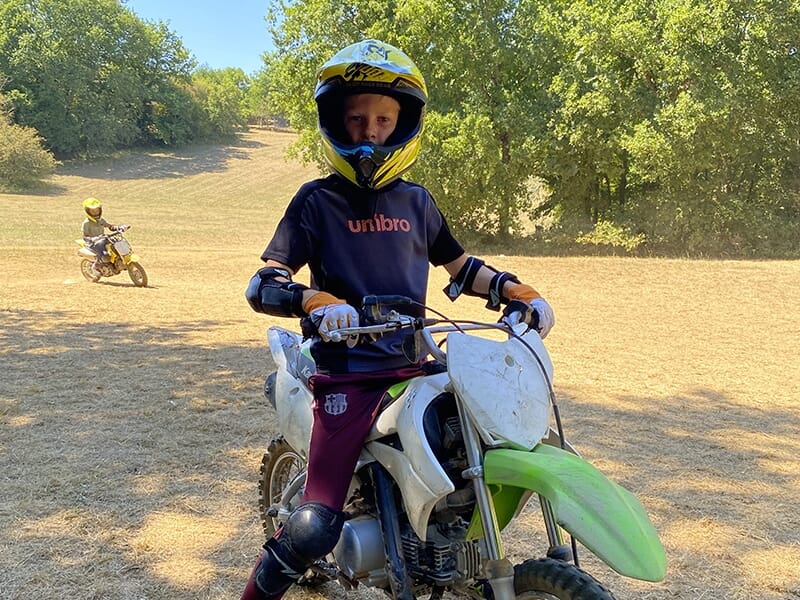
[83,197,102,220]
[314,39,428,190]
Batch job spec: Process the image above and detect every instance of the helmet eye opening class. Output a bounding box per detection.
[318,90,423,149]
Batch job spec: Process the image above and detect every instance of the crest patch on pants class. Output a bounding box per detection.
[324,393,348,416]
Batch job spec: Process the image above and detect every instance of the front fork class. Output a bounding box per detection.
[455,396,518,600]
[372,462,414,600]
[455,392,571,600]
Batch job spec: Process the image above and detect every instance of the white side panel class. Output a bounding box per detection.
[366,442,453,541]
[268,327,313,458]
[369,373,454,540]
[275,370,313,458]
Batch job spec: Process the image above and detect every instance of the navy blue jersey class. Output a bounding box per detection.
[263,175,464,373]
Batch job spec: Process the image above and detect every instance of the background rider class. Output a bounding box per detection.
[81,197,122,271]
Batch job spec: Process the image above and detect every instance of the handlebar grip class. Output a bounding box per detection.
[362,295,414,308]
[503,299,540,329]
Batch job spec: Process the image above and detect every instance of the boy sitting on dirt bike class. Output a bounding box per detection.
[242,39,555,600]
[81,197,125,273]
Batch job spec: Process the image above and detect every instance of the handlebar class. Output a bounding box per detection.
[324,295,514,364]
[317,295,419,341]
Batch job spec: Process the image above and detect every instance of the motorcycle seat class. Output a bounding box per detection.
[377,360,446,412]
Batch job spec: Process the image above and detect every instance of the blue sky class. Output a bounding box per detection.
[124,0,273,75]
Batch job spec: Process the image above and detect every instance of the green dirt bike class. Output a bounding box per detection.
[76,225,147,287]
[257,295,667,600]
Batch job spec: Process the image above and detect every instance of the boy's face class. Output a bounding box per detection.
[343,93,401,145]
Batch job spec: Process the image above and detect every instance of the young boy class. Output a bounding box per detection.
[81,197,122,272]
[243,39,555,600]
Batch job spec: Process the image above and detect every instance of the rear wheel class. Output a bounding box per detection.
[127,262,147,287]
[80,259,100,282]
[512,558,617,600]
[258,436,306,537]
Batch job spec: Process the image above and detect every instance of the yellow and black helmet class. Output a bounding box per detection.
[83,197,102,220]
[314,39,428,189]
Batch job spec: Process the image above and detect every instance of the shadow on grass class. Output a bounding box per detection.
[1,181,71,197]
[55,134,267,184]
[2,307,797,598]
[0,308,274,597]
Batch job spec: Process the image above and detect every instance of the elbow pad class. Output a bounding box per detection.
[443,256,485,301]
[246,266,309,317]
[443,256,521,310]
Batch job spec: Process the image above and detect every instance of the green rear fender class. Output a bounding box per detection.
[479,444,667,582]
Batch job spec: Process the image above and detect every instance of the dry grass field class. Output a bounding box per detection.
[1,129,799,600]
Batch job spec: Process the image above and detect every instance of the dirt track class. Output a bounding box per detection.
[1,129,799,599]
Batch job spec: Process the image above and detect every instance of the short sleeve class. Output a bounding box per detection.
[426,197,464,266]
[261,182,319,272]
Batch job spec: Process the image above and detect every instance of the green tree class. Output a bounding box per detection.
[246,66,286,127]
[261,0,799,254]
[139,80,203,146]
[531,0,800,254]
[262,0,557,240]
[190,67,250,136]
[392,0,562,240]
[0,83,57,190]
[0,0,195,157]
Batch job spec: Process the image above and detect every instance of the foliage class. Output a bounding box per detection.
[139,80,203,146]
[245,65,295,128]
[575,220,645,253]
[245,69,276,126]
[1,0,795,255]
[190,68,250,136]
[415,111,530,240]
[0,0,195,157]
[530,0,800,255]
[261,0,553,239]
[0,86,57,190]
[259,0,800,257]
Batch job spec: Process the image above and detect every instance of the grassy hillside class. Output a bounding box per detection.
[1,129,799,599]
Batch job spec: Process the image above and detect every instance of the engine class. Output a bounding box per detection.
[332,513,483,587]
[401,521,483,584]
[96,262,119,277]
[332,392,483,588]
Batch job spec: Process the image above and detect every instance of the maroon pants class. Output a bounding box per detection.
[302,365,425,510]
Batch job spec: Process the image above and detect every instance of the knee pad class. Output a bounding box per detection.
[253,537,303,599]
[281,501,346,562]
[254,502,345,598]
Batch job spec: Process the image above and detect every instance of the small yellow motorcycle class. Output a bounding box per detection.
[76,225,148,287]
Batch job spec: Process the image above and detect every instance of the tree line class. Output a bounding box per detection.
[0,0,264,159]
[2,0,798,257]
[260,0,800,257]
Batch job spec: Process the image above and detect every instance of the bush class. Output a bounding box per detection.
[575,220,646,253]
[0,120,58,190]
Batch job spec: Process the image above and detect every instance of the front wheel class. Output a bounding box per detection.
[127,262,147,287]
[80,259,100,282]
[513,558,617,600]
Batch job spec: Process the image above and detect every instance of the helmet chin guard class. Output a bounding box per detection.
[338,143,388,188]
[355,153,379,187]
